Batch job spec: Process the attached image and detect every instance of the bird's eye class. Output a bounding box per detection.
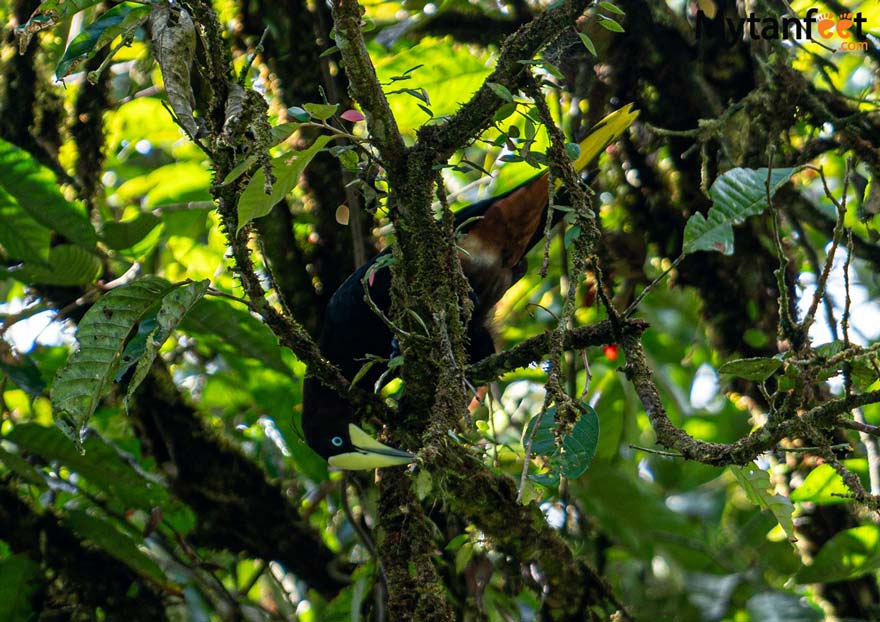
[331,436,344,447]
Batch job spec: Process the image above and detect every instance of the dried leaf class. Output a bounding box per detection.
[149,5,197,137]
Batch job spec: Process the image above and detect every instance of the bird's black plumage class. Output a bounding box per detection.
[302,172,559,468]
[299,104,639,469]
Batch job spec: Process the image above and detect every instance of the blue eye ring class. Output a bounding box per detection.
[331,436,344,447]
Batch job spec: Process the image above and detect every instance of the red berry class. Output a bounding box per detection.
[603,344,619,361]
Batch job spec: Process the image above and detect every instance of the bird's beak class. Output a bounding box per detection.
[327,424,415,470]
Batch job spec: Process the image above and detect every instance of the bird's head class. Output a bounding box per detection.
[307,421,414,470]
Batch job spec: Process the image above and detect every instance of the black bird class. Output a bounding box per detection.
[301,106,638,470]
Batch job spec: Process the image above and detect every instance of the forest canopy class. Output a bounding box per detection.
[1,0,880,620]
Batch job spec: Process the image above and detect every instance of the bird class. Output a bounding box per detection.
[301,105,638,470]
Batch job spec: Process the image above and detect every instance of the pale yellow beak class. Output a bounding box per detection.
[327,424,415,470]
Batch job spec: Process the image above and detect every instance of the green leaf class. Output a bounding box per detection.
[598,17,625,32]
[237,134,332,232]
[64,508,171,587]
[287,106,310,122]
[730,463,796,544]
[55,3,152,79]
[487,82,514,102]
[10,244,102,286]
[6,423,168,509]
[523,405,600,479]
[0,185,50,264]
[124,279,208,410]
[303,102,339,121]
[0,354,46,397]
[558,407,600,478]
[15,0,107,53]
[523,407,557,456]
[717,357,782,381]
[221,122,301,185]
[494,102,518,123]
[598,1,626,15]
[683,167,799,255]
[791,462,859,505]
[564,225,583,249]
[795,525,880,583]
[578,32,597,56]
[180,298,287,373]
[0,554,41,622]
[0,445,49,489]
[0,138,97,248]
[101,213,162,250]
[746,591,823,622]
[50,276,175,447]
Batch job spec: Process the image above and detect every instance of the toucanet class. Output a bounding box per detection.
[301,105,638,470]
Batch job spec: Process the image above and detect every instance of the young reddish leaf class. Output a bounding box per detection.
[340,109,365,122]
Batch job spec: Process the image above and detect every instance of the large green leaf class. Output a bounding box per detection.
[558,409,600,479]
[10,244,102,286]
[717,356,782,382]
[64,508,171,587]
[0,444,49,489]
[523,404,600,481]
[51,276,174,446]
[0,139,97,248]
[683,167,798,255]
[55,3,152,79]
[101,213,163,251]
[0,186,50,264]
[730,463,796,544]
[180,298,287,373]
[790,462,860,505]
[0,554,41,622]
[124,279,208,409]
[237,134,332,232]
[6,423,168,509]
[795,525,880,583]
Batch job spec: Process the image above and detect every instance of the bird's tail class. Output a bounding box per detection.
[462,104,639,270]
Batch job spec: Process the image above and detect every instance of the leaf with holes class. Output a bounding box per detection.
[56,3,152,79]
[731,463,796,545]
[124,279,208,410]
[557,407,600,479]
[683,167,799,255]
[50,276,174,447]
[237,135,332,232]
